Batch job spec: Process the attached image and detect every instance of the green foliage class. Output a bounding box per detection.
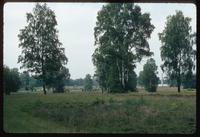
[48,67,70,93]
[159,11,196,92]
[108,97,114,103]
[3,66,21,95]
[138,58,159,92]
[18,3,69,94]
[137,71,144,87]
[93,3,154,93]
[19,71,42,92]
[28,77,38,91]
[126,70,137,92]
[67,77,99,88]
[163,75,177,87]
[182,73,196,89]
[107,65,122,92]
[93,97,105,105]
[84,74,93,91]
[20,71,30,90]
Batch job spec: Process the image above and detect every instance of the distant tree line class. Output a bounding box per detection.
[3,65,98,94]
[3,66,21,95]
[66,77,98,88]
[163,74,196,89]
[19,71,43,90]
[66,78,84,86]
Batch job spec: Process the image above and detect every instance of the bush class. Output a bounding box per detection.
[182,74,196,89]
[109,97,114,103]
[138,58,159,92]
[93,97,105,105]
[3,66,21,95]
[126,71,137,92]
[84,74,93,91]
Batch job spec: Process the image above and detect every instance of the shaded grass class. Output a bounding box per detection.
[3,87,196,133]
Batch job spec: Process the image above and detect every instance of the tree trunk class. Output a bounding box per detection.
[42,68,47,94]
[177,70,181,93]
[43,84,46,95]
[125,69,129,91]
[178,84,180,93]
[116,59,121,88]
[177,51,182,93]
[177,63,181,93]
[41,44,46,95]
[121,61,125,90]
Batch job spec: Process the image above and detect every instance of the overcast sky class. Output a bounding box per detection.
[3,3,196,79]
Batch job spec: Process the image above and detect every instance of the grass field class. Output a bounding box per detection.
[3,87,196,133]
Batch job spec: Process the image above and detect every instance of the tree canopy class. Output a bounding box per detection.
[159,11,196,92]
[18,3,70,94]
[84,74,93,91]
[138,58,159,92]
[92,3,154,93]
[3,66,21,95]
[20,71,30,90]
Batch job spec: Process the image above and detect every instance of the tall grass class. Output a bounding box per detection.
[3,87,196,133]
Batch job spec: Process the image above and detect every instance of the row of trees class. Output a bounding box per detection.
[3,66,44,95]
[3,65,96,94]
[4,61,195,95]
[20,71,43,91]
[4,3,196,94]
[92,3,196,93]
[3,65,98,94]
[66,77,98,87]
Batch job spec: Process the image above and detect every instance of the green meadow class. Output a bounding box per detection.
[3,87,196,133]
